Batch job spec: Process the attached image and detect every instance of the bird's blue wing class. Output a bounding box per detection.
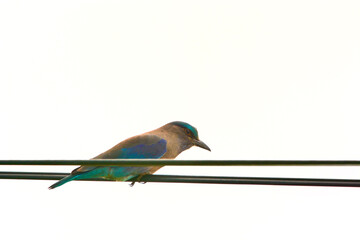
[72,135,167,174]
[99,138,167,159]
[48,135,167,189]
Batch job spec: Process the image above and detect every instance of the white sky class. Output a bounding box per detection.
[1,1,360,239]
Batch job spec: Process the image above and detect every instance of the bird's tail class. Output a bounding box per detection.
[48,174,80,190]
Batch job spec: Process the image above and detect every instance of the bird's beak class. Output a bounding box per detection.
[193,139,211,151]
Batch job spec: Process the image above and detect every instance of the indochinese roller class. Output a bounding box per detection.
[49,121,211,189]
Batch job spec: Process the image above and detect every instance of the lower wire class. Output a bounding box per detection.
[1,171,360,187]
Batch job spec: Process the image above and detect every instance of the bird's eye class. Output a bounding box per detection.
[185,129,192,136]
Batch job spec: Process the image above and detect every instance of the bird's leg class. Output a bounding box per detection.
[129,173,149,187]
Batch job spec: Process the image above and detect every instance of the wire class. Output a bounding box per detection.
[0,160,360,166]
[1,160,359,187]
[1,171,360,187]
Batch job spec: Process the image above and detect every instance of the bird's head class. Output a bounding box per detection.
[166,121,211,152]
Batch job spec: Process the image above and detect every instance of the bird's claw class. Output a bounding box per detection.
[129,174,148,187]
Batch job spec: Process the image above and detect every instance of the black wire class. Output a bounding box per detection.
[0,160,360,166]
[1,171,360,187]
[1,160,359,187]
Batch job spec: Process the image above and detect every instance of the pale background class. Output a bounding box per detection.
[1,1,360,239]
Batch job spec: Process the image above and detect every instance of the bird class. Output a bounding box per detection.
[49,121,210,189]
